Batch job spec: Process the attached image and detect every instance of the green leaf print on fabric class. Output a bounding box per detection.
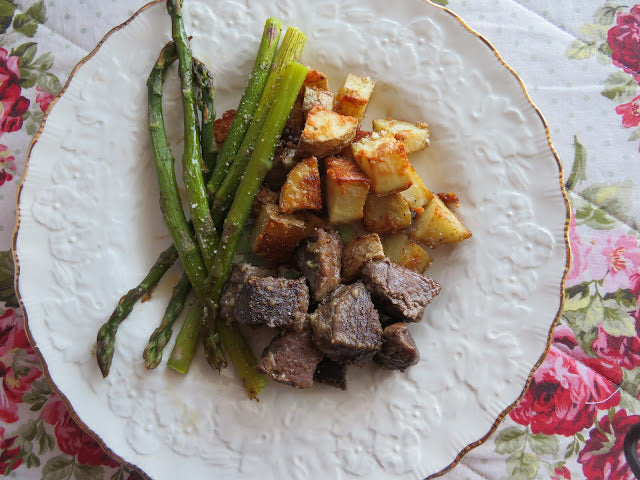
[593,3,626,25]
[0,0,16,34]
[0,250,19,307]
[601,71,638,101]
[495,426,527,455]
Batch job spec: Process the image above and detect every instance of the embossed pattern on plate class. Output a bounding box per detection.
[15,1,569,479]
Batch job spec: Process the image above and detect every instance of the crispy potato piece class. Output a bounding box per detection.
[250,204,307,264]
[213,109,236,145]
[372,119,430,153]
[382,232,433,273]
[401,165,433,213]
[410,195,472,248]
[342,233,386,281]
[351,132,413,195]
[279,157,322,214]
[324,157,370,224]
[304,68,329,90]
[334,74,375,121]
[297,105,358,159]
[287,87,335,133]
[302,87,335,114]
[363,192,411,234]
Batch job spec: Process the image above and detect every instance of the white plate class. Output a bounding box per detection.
[15,1,570,478]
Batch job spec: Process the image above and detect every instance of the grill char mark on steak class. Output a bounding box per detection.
[310,281,383,364]
[257,330,323,389]
[373,322,420,370]
[296,228,342,302]
[361,258,440,322]
[234,276,309,331]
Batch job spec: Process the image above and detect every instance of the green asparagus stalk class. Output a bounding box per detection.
[210,27,306,226]
[192,57,217,175]
[143,273,191,369]
[202,62,309,398]
[147,40,208,300]
[167,19,290,374]
[96,245,179,376]
[205,18,282,197]
[167,0,218,271]
[166,299,205,373]
[97,41,220,376]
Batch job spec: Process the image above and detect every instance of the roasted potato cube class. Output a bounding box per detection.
[363,192,411,234]
[297,105,358,159]
[250,204,307,263]
[302,87,335,114]
[279,157,322,214]
[324,157,370,224]
[342,233,385,281]
[304,68,329,90]
[351,132,413,195]
[372,119,430,153]
[401,166,433,213]
[382,232,433,273]
[334,74,375,121]
[410,195,472,248]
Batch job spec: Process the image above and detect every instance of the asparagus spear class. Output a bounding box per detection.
[192,57,217,175]
[97,42,220,376]
[167,0,218,271]
[143,273,191,369]
[206,18,282,197]
[202,62,309,398]
[211,27,306,226]
[96,245,179,376]
[166,298,205,373]
[147,41,208,300]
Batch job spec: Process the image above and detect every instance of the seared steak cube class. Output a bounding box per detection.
[341,233,385,281]
[257,331,323,389]
[219,263,275,324]
[373,322,420,370]
[296,228,342,302]
[234,276,309,331]
[310,282,382,364]
[314,357,347,390]
[361,258,440,322]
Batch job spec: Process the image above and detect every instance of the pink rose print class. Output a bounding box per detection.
[509,344,620,436]
[608,5,640,80]
[0,426,22,474]
[578,410,640,480]
[35,86,54,113]
[616,94,640,128]
[554,325,624,386]
[0,47,30,134]
[566,213,592,286]
[0,309,42,423]
[551,465,571,480]
[42,395,118,467]
[586,231,640,293]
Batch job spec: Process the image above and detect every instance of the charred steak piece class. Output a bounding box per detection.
[256,331,323,389]
[373,322,420,370]
[361,258,440,322]
[219,263,275,324]
[314,357,348,390]
[234,276,309,331]
[296,228,342,303]
[310,281,383,364]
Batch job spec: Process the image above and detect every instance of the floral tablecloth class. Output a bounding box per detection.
[2,0,640,479]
